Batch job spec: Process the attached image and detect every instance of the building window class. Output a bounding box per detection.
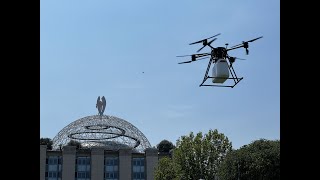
[132,158,145,180]
[75,156,91,180]
[45,156,62,180]
[104,156,119,180]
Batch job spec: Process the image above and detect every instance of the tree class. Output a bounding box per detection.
[67,140,82,149]
[217,139,280,180]
[154,157,178,180]
[173,129,232,180]
[40,137,53,150]
[157,139,175,153]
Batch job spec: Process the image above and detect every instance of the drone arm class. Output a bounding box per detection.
[227,45,244,51]
[197,53,211,58]
[177,53,210,57]
[177,53,210,64]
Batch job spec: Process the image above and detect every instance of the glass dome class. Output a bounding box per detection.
[52,115,151,153]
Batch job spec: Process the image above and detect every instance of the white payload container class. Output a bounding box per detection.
[212,59,229,83]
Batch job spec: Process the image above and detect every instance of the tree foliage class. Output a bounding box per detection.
[67,140,82,149]
[40,137,53,150]
[173,129,232,180]
[157,139,175,153]
[154,157,178,180]
[218,139,280,180]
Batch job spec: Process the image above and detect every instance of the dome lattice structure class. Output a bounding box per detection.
[52,115,151,153]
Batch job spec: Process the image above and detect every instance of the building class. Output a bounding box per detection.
[40,145,158,180]
[40,112,159,180]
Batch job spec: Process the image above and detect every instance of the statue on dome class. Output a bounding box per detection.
[96,96,106,116]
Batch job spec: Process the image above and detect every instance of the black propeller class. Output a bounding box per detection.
[189,33,221,45]
[228,36,263,55]
[196,38,217,52]
[189,33,221,52]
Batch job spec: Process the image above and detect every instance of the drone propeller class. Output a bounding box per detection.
[189,33,221,45]
[228,36,263,55]
[196,38,217,52]
[189,34,220,52]
[177,53,210,64]
[178,61,193,64]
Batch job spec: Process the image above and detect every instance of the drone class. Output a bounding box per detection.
[177,33,262,88]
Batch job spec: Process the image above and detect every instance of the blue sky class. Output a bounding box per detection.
[40,0,279,149]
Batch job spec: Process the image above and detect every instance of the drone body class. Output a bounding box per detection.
[177,34,262,88]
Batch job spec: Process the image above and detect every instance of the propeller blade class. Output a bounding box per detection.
[189,40,205,45]
[207,33,221,39]
[178,61,193,64]
[197,45,206,52]
[230,36,263,48]
[189,33,221,45]
[236,57,246,60]
[207,38,217,47]
[247,36,263,43]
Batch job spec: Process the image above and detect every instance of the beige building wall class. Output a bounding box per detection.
[41,145,159,180]
[145,148,159,180]
[40,145,47,180]
[119,149,132,180]
[91,147,104,180]
[62,146,76,180]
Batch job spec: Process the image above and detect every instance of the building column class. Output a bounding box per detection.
[62,146,76,180]
[40,145,47,180]
[145,148,158,180]
[91,147,104,180]
[119,149,132,180]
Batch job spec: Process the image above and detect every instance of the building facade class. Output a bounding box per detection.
[40,145,158,180]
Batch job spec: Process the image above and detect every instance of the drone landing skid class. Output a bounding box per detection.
[199,77,243,88]
[199,58,243,88]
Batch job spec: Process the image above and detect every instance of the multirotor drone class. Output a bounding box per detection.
[177,33,262,88]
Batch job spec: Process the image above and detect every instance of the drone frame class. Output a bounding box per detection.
[177,34,262,88]
[199,57,243,88]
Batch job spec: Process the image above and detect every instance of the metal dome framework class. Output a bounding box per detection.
[52,115,151,153]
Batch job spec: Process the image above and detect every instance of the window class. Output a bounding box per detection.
[45,156,62,180]
[104,157,119,180]
[132,158,145,180]
[75,156,91,180]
